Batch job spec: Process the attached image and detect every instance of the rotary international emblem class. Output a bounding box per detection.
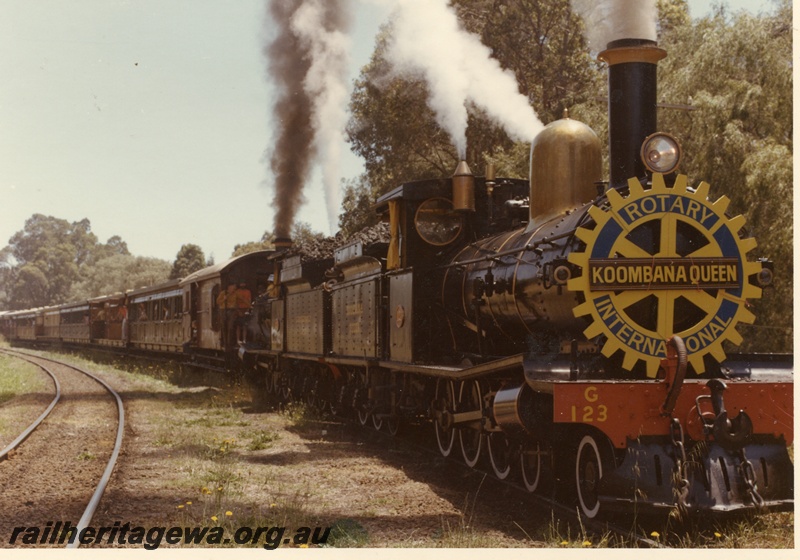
[567,174,762,377]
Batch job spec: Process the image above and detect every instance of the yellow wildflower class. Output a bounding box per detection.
[211,516,218,522]
[714,532,722,538]
[650,531,660,538]
[582,540,591,547]
[177,505,184,509]
[225,510,233,517]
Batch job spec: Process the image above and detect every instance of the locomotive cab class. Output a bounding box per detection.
[374,173,529,364]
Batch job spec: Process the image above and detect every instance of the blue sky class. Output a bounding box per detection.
[0,0,783,262]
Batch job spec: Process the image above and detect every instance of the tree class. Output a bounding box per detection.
[338,175,380,237]
[232,231,276,258]
[456,0,599,123]
[92,235,131,262]
[347,29,461,192]
[656,0,793,351]
[344,0,600,233]
[70,254,171,301]
[10,264,50,310]
[170,244,207,280]
[1,215,90,307]
[289,221,326,248]
[0,214,137,309]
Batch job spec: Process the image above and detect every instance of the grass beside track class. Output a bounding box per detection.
[0,352,50,407]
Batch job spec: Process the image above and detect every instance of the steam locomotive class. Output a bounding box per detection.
[1,38,792,518]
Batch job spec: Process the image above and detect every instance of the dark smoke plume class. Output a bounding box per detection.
[265,0,315,239]
[265,0,352,238]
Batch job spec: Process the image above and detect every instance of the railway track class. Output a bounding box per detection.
[0,353,61,462]
[3,346,779,549]
[0,349,125,549]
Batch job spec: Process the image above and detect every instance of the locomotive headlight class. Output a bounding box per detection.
[640,133,681,174]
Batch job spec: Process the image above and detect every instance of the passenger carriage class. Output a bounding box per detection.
[59,302,91,344]
[127,280,184,353]
[88,293,128,347]
[179,250,276,355]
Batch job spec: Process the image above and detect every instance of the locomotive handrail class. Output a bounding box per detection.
[378,353,525,380]
[433,194,600,272]
[433,227,581,271]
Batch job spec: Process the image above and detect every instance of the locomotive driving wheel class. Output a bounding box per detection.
[487,431,513,480]
[575,434,614,518]
[277,374,291,402]
[387,415,400,436]
[355,371,371,426]
[263,368,275,395]
[458,380,484,467]
[319,376,340,417]
[520,441,542,492]
[433,379,456,457]
[304,376,319,409]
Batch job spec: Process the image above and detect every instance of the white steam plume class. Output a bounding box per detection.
[385,0,543,159]
[291,0,352,234]
[570,0,657,51]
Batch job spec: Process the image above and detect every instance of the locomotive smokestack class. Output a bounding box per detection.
[598,39,666,189]
[274,237,293,251]
[452,160,475,212]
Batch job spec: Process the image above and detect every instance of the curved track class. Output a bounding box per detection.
[0,349,125,549]
[0,354,61,461]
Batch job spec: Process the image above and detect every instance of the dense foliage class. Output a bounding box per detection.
[346,0,597,194]
[69,254,172,301]
[169,244,208,280]
[0,215,132,309]
[656,0,793,351]
[1,215,198,308]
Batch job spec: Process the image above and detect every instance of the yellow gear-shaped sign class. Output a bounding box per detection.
[568,174,762,377]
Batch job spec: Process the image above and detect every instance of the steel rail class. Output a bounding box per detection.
[1,349,125,549]
[0,349,62,461]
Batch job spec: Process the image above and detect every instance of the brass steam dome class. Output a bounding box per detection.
[529,111,602,227]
